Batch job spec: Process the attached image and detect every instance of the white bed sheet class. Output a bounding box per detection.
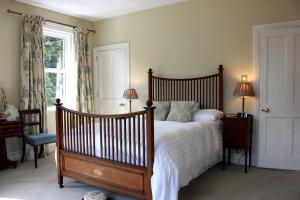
[151,120,222,200]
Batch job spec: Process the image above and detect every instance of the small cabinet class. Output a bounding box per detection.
[0,121,22,169]
[222,115,253,173]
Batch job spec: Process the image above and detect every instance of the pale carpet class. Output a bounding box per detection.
[0,153,300,200]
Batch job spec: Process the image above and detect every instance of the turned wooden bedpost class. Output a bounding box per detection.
[218,65,224,112]
[144,105,154,200]
[55,98,64,188]
[145,68,154,200]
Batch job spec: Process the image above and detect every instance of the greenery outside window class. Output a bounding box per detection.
[43,24,76,110]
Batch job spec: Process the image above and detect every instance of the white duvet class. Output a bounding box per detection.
[151,120,222,200]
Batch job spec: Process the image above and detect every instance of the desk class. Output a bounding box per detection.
[0,120,22,169]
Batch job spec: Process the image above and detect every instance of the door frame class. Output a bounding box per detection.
[93,42,130,113]
[252,20,300,167]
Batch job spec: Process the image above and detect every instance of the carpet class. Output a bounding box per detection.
[0,153,299,200]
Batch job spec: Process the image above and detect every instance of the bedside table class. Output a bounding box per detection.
[222,115,253,173]
[0,120,22,170]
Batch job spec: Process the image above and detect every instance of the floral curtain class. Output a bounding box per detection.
[20,15,48,160]
[75,27,94,113]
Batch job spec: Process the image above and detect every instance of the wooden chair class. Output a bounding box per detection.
[19,109,56,168]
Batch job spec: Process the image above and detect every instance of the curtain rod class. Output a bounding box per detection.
[7,9,96,33]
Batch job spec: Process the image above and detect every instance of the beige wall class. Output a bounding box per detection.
[93,0,300,114]
[0,0,93,156]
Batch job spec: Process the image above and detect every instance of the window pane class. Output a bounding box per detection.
[45,72,65,107]
[43,36,64,69]
[57,73,65,103]
[45,73,57,106]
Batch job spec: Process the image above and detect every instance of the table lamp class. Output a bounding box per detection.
[233,75,255,114]
[123,88,138,113]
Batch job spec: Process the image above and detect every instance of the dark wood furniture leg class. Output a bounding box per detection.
[58,175,64,188]
[39,145,44,158]
[223,146,226,170]
[249,146,252,167]
[34,145,38,169]
[228,148,231,165]
[21,140,26,162]
[0,137,17,169]
[244,149,248,173]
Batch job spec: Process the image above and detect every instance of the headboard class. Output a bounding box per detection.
[146,65,224,111]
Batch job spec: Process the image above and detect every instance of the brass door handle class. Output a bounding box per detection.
[261,107,270,113]
[119,103,125,106]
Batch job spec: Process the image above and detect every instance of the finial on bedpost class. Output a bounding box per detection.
[55,98,63,106]
[218,65,224,75]
[147,68,153,107]
[146,100,153,107]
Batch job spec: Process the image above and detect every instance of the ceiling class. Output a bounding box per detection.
[16,0,187,21]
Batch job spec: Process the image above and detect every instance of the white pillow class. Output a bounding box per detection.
[192,109,223,121]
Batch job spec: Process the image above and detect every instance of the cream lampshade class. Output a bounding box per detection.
[233,75,255,113]
[123,88,138,112]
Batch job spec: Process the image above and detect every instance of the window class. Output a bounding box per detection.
[43,24,76,110]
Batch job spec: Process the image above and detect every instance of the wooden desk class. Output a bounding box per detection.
[0,120,22,169]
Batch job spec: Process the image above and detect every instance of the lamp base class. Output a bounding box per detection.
[129,100,132,113]
[237,112,248,118]
[242,96,245,113]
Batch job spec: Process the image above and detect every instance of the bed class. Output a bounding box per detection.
[55,65,224,200]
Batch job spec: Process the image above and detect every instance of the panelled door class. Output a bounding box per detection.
[258,25,300,170]
[93,43,129,114]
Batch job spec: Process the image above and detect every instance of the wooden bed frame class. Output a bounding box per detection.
[56,65,223,200]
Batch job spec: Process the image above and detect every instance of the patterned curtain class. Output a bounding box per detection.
[75,27,94,113]
[20,15,47,160]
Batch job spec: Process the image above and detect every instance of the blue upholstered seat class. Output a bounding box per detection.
[24,133,56,145]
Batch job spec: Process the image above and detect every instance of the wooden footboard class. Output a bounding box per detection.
[56,99,154,200]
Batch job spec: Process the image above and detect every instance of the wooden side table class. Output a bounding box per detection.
[222,115,253,173]
[0,120,22,170]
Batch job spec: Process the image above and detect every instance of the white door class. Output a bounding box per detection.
[93,43,129,114]
[258,25,300,170]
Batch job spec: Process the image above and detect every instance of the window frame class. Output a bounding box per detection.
[43,22,76,111]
